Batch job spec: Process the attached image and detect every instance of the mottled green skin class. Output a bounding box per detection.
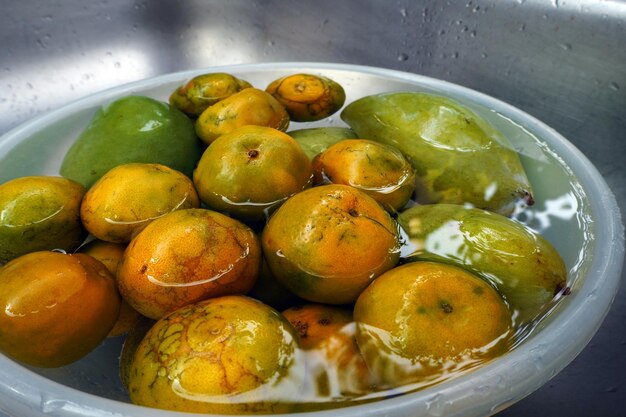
[169,73,252,117]
[341,92,533,214]
[0,176,86,265]
[60,96,202,189]
[398,204,567,323]
[287,127,357,160]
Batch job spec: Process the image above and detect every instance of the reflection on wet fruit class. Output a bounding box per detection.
[0,251,120,367]
[0,176,86,265]
[354,261,513,388]
[312,139,416,212]
[195,88,289,145]
[80,163,199,243]
[193,126,312,221]
[79,239,143,337]
[282,304,376,399]
[116,208,261,319]
[128,295,300,414]
[262,184,401,304]
[398,204,568,323]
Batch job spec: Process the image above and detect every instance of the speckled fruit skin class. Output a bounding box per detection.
[116,208,262,319]
[262,184,401,305]
[312,139,416,212]
[195,88,289,145]
[127,295,300,414]
[266,73,346,122]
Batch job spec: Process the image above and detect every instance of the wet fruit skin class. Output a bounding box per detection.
[193,126,313,221]
[354,261,513,388]
[282,304,375,398]
[169,72,252,117]
[262,184,401,305]
[312,139,416,212]
[0,176,86,265]
[266,73,346,122]
[341,92,534,215]
[397,203,568,323]
[195,88,290,145]
[117,208,262,320]
[128,295,299,414]
[60,95,202,189]
[287,127,358,160]
[0,251,121,367]
[79,239,143,337]
[80,163,200,243]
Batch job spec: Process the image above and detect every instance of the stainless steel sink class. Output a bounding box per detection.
[1,1,625,416]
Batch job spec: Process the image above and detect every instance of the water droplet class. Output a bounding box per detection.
[519,23,526,31]
[267,40,275,46]
[481,53,488,58]
[397,52,409,61]
[551,0,559,7]
[114,62,121,69]
[605,386,618,393]
[400,7,407,17]
[609,82,620,91]
[559,43,572,50]
[452,51,459,59]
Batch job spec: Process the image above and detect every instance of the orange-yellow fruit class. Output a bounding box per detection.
[169,72,252,117]
[262,184,400,304]
[193,125,313,221]
[195,88,289,145]
[312,139,416,212]
[128,295,300,414]
[117,208,261,319]
[266,73,345,122]
[282,304,375,397]
[80,239,143,337]
[354,261,513,388]
[0,251,121,367]
[80,163,200,243]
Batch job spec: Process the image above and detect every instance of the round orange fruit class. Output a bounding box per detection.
[117,208,261,319]
[0,251,120,367]
[262,184,400,304]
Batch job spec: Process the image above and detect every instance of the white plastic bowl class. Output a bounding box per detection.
[0,63,623,417]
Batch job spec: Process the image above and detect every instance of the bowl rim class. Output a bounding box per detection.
[0,61,623,417]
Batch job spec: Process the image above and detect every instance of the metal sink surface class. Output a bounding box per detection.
[1,1,625,416]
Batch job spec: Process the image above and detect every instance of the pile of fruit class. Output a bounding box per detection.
[0,72,568,414]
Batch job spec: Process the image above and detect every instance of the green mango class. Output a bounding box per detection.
[287,127,357,160]
[341,92,533,215]
[60,96,202,189]
[397,204,568,323]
